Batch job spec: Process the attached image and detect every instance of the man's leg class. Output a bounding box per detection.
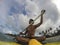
[15,36,30,43]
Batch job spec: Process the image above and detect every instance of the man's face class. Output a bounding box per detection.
[29,19,34,24]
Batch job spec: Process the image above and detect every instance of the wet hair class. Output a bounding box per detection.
[29,19,34,24]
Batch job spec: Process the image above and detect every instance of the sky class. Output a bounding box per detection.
[0,0,60,34]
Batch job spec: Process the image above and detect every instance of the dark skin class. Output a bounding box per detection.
[21,14,43,38]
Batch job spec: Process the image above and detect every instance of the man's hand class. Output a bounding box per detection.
[41,10,46,15]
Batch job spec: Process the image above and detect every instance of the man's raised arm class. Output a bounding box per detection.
[34,10,45,28]
[35,15,43,28]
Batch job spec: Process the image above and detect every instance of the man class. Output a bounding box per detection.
[16,10,46,43]
[20,10,45,37]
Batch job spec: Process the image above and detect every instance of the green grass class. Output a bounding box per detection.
[0,41,20,45]
[0,41,60,45]
[45,42,60,45]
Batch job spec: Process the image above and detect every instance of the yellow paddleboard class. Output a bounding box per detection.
[29,39,43,45]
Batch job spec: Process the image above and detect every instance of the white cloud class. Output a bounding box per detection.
[0,0,60,34]
[25,0,40,17]
[35,19,54,33]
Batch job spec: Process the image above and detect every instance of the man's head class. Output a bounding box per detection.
[29,19,34,24]
[50,27,52,30]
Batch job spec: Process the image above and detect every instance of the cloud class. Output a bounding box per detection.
[34,0,59,22]
[0,0,60,34]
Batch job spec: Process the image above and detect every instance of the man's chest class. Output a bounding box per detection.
[27,25,36,31]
